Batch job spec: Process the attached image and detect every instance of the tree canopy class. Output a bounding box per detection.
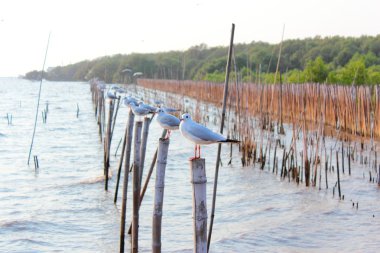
[25,35,380,85]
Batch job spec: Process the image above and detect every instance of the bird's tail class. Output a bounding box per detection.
[220,139,240,143]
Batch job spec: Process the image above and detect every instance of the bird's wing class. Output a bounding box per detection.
[185,121,225,142]
[160,114,180,126]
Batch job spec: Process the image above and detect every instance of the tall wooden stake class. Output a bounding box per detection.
[191,158,207,253]
[127,130,167,235]
[152,138,170,253]
[139,117,151,186]
[208,23,234,252]
[105,99,115,190]
[132,121,143,253]
[336,151,342,199]
[115,110,134,203]
[119,111,135,253]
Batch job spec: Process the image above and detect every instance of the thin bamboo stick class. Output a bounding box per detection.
[190,158,207,253]
[152,138,170,253]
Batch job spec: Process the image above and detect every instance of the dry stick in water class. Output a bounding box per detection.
[127,130,167,235]
[152,138,170,253]
[119,111,135,252]
[115,110,134,204]
[208,23,234,252]
[336,150,342,199]
[105,99,115,191]
[191,158,208,253]
[139,117,151,186]
[132,121,143,253]
[111,96,121,140]
[27,33,50,165]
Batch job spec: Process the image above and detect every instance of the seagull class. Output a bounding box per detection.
[106,89,118,99]
[161,106,181,113]
[129,102,155,116]
[156,108,180,139]
[179,113,239,160]
[138,101,157,112]
[122,96,138,106]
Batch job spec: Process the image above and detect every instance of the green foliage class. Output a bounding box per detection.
[304,56,328,83]
[23,35,380,85]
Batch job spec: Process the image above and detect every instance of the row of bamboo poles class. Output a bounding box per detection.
[89,79,210,252]
[137,78,380,191]
[138,79,380,139]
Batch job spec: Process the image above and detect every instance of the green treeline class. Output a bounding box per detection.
[25,35,380,85]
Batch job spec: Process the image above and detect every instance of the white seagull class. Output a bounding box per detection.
[161,106,181,113]
[156,108,180,139]
[179,113,239,159]
[138,101,157,112]
[129,102,155,116]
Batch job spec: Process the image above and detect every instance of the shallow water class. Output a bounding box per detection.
[0,77,379,252]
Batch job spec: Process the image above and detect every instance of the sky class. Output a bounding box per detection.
[0,0,379,77]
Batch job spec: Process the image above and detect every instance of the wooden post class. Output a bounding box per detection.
[111,96,121,140]
[341,143,345,174]
[127,129,167,235]
[105,99,114,191]
[208,23,234,252]
[115,110,134,203]
[348,146,351,175]
[152,138,170,253]
[132,121,143,253]
[139,117,151,186]
[336,151,341,200]
[191,158,207,253]
[119,111,135,252]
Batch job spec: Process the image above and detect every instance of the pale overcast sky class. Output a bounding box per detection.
[0,0,379,77]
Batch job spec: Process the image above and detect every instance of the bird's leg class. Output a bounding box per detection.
[189,145,198,161]
[164,130,170,140]
[198,145,201,158]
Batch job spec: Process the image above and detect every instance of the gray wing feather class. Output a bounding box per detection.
[161,114,180,126]
[186,122,225,142]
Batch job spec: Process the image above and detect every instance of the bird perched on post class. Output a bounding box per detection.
[179,113,239,160]
[156,108,180,139]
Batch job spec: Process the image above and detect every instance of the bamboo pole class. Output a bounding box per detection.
[127,129,167,235]
[132,121,143,253]
[139,117,151,186]
[119,111,135,252]
[152,138,170,253]
[208,23,234,252]
[105,99,115,191]
[115,110,134,203]
[111,96,121,140]
[191,158,207,253]
[336,151,342,200]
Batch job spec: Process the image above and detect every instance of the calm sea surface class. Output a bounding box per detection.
[0,77,379,252]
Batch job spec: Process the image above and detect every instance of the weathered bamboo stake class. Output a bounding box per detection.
[105,99,115,191]
[119,111,135,253]
[341,143,345,174]
[273,140,278,173]
[336,151,342,199]
[152,138,170,253]
[115,110,134,204]
[132,121,143,253]
[208,23,234,252]
[127,129,167,235]
[111,96,121,140]
[378,165,380,186]
[348,145,351,175]
[191,158,207,253]
[325,158,328,189]
[97,92,103,139]
[139,117,151,186]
